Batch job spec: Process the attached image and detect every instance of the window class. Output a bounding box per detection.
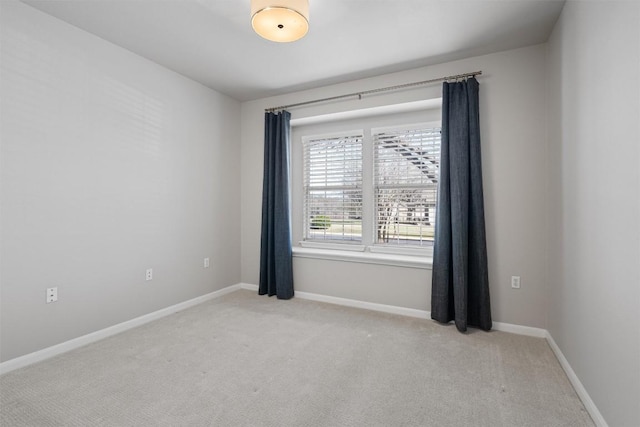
[374,126,439,247]
[303,132,363,243]
[301,122,441,254]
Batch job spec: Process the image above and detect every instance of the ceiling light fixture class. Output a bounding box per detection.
[251,0,309,43]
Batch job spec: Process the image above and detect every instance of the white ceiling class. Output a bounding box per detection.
[21,0,565,101]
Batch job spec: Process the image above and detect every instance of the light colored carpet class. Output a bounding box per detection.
[1,290,593,426]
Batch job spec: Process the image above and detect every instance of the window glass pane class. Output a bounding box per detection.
[303,134,363,243]
[376,187,436,245]
[374,127,440,247]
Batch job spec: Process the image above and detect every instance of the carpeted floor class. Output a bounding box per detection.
[1,290,593,426]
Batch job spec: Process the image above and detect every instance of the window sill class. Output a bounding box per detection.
[292,246,432,269]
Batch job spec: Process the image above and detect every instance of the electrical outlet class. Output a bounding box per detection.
[46,287,58,303]
[146,268,153,281]
[511,276,521,289]
[204,257,210,268]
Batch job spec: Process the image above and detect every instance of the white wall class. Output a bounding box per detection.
[547,1,640,425]
[0,1,241,362]
[241,44,549,327]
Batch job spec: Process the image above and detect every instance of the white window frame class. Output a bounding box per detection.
[291,106,441,269]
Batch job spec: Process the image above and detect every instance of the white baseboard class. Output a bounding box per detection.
[240,283,546,335]
[545,332,608,427]
[239,283,259,292]
[0,283,242,375]
[492,321,547,338]
[240,282,430,318]
[298,290,431,319]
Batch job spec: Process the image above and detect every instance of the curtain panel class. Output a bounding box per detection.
[259,111,294,299]
[431,77,492,332]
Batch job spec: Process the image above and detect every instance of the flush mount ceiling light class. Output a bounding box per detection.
[251,0,309,43]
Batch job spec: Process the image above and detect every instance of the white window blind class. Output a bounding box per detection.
[303,133,363,242]
[373,126,441,247]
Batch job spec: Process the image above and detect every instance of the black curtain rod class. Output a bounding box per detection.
[264,70,482,113]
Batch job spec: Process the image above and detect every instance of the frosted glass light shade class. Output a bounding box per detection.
[251,0,309,42]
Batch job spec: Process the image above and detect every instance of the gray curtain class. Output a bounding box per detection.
[259,111,294,299]
[431,77,491,332]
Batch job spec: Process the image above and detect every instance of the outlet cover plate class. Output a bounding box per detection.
[46,287,58,303]
[511,276,521,289]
